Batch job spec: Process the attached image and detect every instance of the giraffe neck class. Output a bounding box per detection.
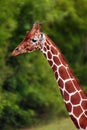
[41,36,87,130]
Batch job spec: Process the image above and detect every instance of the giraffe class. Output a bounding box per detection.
[12,23,87,130]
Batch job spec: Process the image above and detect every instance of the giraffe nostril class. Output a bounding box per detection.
[15,47,19,51]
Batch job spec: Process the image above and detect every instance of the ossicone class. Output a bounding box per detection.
[32,22,42,31]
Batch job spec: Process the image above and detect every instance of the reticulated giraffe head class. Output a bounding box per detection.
[12,23,46,56]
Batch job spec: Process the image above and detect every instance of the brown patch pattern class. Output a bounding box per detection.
[59,66,69,80]
[65,80,76,93]
[71,93,80,105]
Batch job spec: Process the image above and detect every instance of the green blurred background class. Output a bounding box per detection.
[0,0,87,129]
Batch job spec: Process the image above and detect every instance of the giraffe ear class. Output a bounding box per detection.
[39,33,45,41]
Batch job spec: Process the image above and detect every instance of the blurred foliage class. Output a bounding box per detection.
[0,0,87,129]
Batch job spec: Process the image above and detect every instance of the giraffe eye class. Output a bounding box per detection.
[32,39,37,43]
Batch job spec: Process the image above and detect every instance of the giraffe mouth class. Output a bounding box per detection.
[12,49,24,56]
[12,50,19,56]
